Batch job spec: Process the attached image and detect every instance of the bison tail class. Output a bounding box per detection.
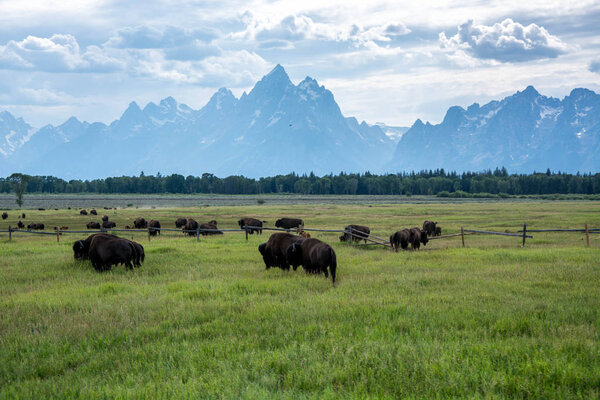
[329,248,337,286]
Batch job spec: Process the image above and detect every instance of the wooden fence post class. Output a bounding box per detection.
[585,224,590,247]
[196,225,200,242]
[245,227,248,241]
[349,229,353,244]
[522,223,527,247]
[461,227,465,247]
[56,228,60,242]
[148,227,151,242]
[8,225,12,241]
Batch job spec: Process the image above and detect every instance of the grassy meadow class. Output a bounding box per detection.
[0,201,599,399]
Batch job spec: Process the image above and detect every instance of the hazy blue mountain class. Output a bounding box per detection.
[1,68,599,179]
[389,86,600,173]
[0,65,394,178]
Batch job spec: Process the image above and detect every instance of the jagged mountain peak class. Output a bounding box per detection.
[248,64,293,98]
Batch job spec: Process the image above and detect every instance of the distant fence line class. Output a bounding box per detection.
[0,223,596,248]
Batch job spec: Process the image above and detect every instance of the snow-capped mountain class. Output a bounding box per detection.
[1,67,599,178]
[389,86,600,173]
[0,65,395,178]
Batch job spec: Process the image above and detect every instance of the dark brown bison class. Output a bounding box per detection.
[80,210,88,215]
[175,217,187,228]
[435,226,442,236]
[339,225,370,243]
[38,208,45,211]
[275,218,304,230]
[125,225,132,229]
[102,221,116,229]
[238,217,265,234]
[286,238,337,284]
[149,219,161,236]
[27,222,45,230]
[389,229,411,252]
[90,209,98,215]
[73,233,144,268]
[183,219,199,236]
[87,221,101,229]
[260,233,305,270]
[17,220,24,229]
[1,212,7,220]
[200,220,222,235]
[88,235,136,271]
[133,217,147,229]
[102,215,109,222]
[409,227,428,250]
[422,220,437,236]
[21,213,26,218]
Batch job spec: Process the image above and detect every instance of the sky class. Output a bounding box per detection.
[0,0,599,128]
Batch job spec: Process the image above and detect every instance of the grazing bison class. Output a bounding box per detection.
[275,218,304,230]
[125,225,132,229]
[73,233,143,269]
[175,217,187,228]
[102,215,109,222]
[87,221,101,229]
[21,213,26,219]
[90,209,98,215]
[389,229,412,252]
[80,210,88,215]
[102,221,116,229]
[409,227,428,250]
[422,220,437,236]
[260,233,306,270]
[149,219,161,236]
[200,220,222,235]
[88,235,136,271]
[1,212,7,220]
[339,225,370,243]
[38,208,45,211]
[435,226,442,236]
[286,238,337,284]
[17,220,24,229]
[183,219,199,236]
[27,223,45,230]
[238,217,265,234]
[133,217,147,229]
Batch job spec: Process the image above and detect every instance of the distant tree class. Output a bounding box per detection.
[8,173,29,208]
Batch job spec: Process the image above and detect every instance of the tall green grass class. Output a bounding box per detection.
[0,202,599,398]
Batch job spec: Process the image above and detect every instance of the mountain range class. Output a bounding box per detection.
[0,65,598,178]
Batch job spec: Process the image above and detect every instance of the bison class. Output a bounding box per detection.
[87,221,101,229]
[27,222,45,230]
[90,209,98,215]
[88,235,136,271]
[1,212,7,220]
[435,226,442,236]
[285,238,337,284]
[21,213,26,219]
[149,219,161,236]
[260,233,305,270]
[102,221,116,229]
[275,217,304,230]
[17,220,24,229]
[409,227,428,250]
[73,233,144,268]
[339,225,370,243]
[175,217,187,228]
[80,210,88,216]
[238,217,265,235]
[102,215,109,222]
[200,220,222,235]
[133,217,147,229]
[389,229,411,252]
[183,219,199,236]
[422,220,437,236]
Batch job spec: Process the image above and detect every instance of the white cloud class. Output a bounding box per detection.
[0,34,123,72]
[440,19,567,63]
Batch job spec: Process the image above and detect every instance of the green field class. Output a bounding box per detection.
[1,202,599,399]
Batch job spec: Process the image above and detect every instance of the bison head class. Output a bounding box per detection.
[421,230,429,246]
[275,219,282,228]
[286,242,303,267]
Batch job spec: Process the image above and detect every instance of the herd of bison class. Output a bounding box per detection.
[1,210,442,284]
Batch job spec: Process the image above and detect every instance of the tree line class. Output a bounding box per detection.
[1,168,599,196]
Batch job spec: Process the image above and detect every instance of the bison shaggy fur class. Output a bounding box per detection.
[286,238,337,284]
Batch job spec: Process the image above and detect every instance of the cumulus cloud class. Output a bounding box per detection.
[233,12,410,48]
[590,59,600,73]
[439,19,567,62]
[0,34,123,72]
